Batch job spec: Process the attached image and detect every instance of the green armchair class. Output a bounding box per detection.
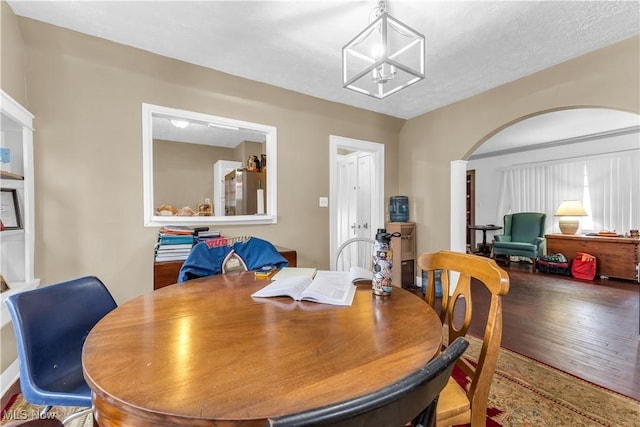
[492,212,546,269]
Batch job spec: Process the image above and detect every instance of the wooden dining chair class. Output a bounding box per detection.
[267,337,469,427]
[417,251,510,427]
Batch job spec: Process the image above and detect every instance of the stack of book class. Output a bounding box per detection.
[154,226,196,262]
[194,229,225,245]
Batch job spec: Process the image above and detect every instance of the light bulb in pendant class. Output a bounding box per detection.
[371,43,385,60]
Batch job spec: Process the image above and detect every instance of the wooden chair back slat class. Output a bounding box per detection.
[417,250,510,427]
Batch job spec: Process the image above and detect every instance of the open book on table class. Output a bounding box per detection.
[271,267,318,281]
[251,266,372,306]
[348,265,373,283]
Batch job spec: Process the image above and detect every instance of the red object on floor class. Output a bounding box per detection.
[571,252,597,280]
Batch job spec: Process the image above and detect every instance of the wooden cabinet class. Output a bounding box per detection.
[386,222,416,289]
[153,246,297,290]
[545,234,639,282]
[1,91,39,328]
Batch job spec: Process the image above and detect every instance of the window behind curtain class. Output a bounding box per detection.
[497,149,639,234]
[585,151,640,233]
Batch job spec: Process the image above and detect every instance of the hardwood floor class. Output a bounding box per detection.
[459,261,640,400]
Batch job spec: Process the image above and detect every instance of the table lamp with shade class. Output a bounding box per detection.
[555,200,588,234]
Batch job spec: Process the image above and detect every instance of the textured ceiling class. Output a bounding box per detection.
[7,0,640,120]
[7,1,640,154]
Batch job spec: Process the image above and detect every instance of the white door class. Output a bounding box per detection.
[337,151,374,240]
[356,152,373,238]
[335,152,375,269]
[337,153,359,244]
[213,160,241,216]
[330,136,384,268]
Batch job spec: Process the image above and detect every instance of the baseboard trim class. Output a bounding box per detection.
[1,359,19,402]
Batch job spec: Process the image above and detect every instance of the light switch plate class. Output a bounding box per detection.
[319,197,329,207]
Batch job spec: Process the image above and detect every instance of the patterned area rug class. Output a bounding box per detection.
[0,396,91,427]
[2,335,638,426]
[458,334,639,426]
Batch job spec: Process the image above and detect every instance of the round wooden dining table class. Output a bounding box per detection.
[82,271,443,426]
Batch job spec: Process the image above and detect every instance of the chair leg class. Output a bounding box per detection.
[412,398,438,427]
[493,254,509,267]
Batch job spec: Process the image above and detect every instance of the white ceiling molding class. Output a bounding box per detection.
[470,126,640,160]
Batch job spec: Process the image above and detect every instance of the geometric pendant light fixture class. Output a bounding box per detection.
[342,0,425,99]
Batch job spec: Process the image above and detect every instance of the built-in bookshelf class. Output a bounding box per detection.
[0,170,24,180]
[1,90,39,329]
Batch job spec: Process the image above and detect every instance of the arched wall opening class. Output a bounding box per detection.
[451,106,640,253]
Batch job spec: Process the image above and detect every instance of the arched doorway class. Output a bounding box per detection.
[450,107,640,252]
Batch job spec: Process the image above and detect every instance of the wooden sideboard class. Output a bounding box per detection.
[154,246,297,290]
[545,234,639,282]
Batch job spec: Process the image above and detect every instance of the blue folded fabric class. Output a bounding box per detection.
[178,237,288,283]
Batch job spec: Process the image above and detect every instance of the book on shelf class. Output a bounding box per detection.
[155,254,189,262]
[158,234,194,245]
[196,230,222,238]
[154,246,191,260]
[159,226,198,235]
[251,268,369,306]
[154,227,196,262]
[155,243,194,251]
[155,247,191,255]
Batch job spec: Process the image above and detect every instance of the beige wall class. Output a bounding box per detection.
[400,35,640,255]
[0,0,26,378]
[17,17,403,305]
[153,138,267,214]
[153,139,237,210]
[0,0,26,104]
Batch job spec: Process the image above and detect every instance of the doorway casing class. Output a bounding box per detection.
[330,136,385,267]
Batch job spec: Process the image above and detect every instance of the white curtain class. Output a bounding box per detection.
[496,161,584,233]
[497,150,640,234]
[585,151,640,233]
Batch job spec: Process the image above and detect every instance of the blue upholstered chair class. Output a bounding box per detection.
[267,337,469,427]
[492,212,546,269]
[5,276,117,424]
